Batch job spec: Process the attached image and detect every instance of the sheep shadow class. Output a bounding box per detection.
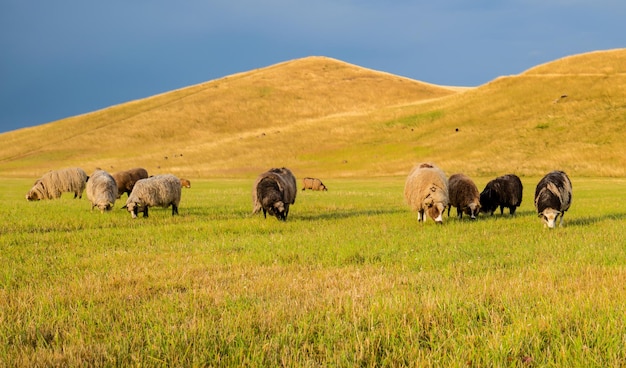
[463,209,537,220]
[565,212,626,227]
[296,208,404,221]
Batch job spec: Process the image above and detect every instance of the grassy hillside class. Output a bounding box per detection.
[1,49,624,179]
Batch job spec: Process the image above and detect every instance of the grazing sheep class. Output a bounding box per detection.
[302,177,327,191]
[404,163,449,224]
[252,167,297,221]
[111,167,149,198]
[448,173,481,220]
[26,167,88,201]
[534,171,572,228]
[479,174,523,215]
[180,178,191,188]
[124,174,182,218]
[86,170,118,212]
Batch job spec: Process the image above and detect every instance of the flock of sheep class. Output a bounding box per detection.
[25,167,185,218]
[404,163,573,228]
[25,164,572,228]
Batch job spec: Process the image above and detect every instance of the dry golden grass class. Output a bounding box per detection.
[1,50,625,179]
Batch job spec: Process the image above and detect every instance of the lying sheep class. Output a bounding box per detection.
[302,177,328,191]
[86,170,118,212]
[535,170,572,228]
[448,173,481,220]
[124,174,181,218]
[479,174,523,215]
[180,178,191,188]
[26,167,88,201]
[111,167,148,198]
[252,167,297,221]
[404,163,449,224]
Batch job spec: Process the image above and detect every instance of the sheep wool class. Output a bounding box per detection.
[535,170,572,228]
[86,170,118,212]
[302,177,328,191]
[111,167,149,198]
[26,167,88,201]
[252,167,297,221]
[404,163,449,224]
[448,173,481,220]
[125,174,181,218]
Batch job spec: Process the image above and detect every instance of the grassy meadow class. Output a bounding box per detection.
[1,176,625,367]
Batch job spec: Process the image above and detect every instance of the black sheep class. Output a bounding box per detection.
[252,167,297,221]
[534,170,572,228]
[479,174,523,215]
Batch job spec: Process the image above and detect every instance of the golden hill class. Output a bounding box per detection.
[1,50,625,179]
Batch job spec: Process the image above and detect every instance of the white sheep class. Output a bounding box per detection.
[26,167,88,200]
[404,163,449,224]
[124,174,182,218]
[86,170,118,212]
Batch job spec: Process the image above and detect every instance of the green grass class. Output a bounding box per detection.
[1,176,625,366]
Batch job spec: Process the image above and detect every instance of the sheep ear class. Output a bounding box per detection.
[121,204,127,209]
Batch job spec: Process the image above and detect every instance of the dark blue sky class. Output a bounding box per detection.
[1,1,624,133]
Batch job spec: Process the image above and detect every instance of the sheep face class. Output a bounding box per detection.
[426,202,446,224]
[539,208,561,229]
[267,201,286,221]
[26,190,41,201]
[95,202,113,213]
[126,202,140,218]
[464,201,481,220]
[26,182,44,201]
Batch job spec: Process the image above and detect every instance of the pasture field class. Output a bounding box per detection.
[1,176,625,367]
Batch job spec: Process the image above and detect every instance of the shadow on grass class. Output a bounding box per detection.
[448,209,537,221]
[565,212,626,226]
[296,208,404,221]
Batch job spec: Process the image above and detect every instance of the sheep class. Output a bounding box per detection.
[26,167,89,201]
[124,174,181,218]
[180,178,191,188]
[479,174,523,216]
[447,173,481,220]
[404,163,449,224]
[252,167,297,221]
[534,170,572,228]
[301,177,327,191]
[111,167,148,198]
[86,170,118,212]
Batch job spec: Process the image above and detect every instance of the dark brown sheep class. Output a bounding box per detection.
[448,173,481,220]
[111,167,149,199]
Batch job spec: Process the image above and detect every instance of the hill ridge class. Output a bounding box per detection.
[0,49,625,178]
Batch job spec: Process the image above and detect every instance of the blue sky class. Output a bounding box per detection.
[1,1,624,133]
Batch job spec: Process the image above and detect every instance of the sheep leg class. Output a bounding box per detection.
[143,206,149,218]
[417,210,424,222]
[457,208,462,219]
[172,204,179,216]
